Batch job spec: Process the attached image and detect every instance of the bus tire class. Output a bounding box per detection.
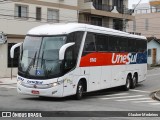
[123,75,131,91]
[130,74,138,89]
[75,81,84,100]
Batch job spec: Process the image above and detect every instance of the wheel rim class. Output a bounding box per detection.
[133,76,137,86]
[78,85,83,97]
[126,77,130,89]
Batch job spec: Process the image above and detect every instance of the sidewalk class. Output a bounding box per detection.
[0,77,17,85]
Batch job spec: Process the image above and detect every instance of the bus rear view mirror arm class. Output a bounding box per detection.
[59,42,75,60]
[10,42,23,58]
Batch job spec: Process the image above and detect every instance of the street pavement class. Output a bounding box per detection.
[1,67,160,99]
[0,77,17,89]
[0,77,17,85]
[0,68,160,120]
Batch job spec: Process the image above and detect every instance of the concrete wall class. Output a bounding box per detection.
[0,38,23,78]
[78,0,94,10]
[0,0,78,77]
[0,2,78,35]
[38,0,78,6]
[127,13,160,39]
[147,40,160,64]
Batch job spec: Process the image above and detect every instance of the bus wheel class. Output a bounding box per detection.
[75,81,83,100]
[123,75,131,91]
[130,74,137,89]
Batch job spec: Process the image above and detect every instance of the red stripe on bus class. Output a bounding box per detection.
[79,52,129,67]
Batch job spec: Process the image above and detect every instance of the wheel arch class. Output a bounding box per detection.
[127,72,132,79]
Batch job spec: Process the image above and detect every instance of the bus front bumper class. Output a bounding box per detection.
[17,82,64,97]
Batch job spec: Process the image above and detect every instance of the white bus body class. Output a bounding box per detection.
[11,23,147,99]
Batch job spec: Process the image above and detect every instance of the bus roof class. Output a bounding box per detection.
[27,23,146,40]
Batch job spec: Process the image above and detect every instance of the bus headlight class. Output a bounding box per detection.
[50,81,63,87]
[17,80,22,85]
[52,82,58,87]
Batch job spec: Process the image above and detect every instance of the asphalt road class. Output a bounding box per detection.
[0,68,160,120]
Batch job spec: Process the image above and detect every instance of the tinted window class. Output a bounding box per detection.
[67,31,84,58]
[83,33,146,53]
[137,39,147,52]
[83,33,96,52]
[108,36,119,51]
[148,49,151,57]
[95,34,108,51]
[119,37,128,52]
[63,31,84,73]
[128,38,137,52]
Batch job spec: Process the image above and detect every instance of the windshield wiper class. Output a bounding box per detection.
[25,51,37,77]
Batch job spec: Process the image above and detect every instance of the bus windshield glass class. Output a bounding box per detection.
[19,36,66,79]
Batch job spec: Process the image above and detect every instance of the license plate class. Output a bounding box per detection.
[31,90,39,94]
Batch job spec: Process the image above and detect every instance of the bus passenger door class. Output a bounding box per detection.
[63,71,75,96]
[62,47,75,96]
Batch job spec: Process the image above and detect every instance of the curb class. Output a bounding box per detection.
[154,91,160,101]
[0,83,17,85]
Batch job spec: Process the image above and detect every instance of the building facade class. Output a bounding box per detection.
[127,2,160,38]
[0,0,78,77]
[78,0,134,31]
[0,0,133,77]
[127,1,160,65]
[147,38,160,65]
[150,0,160,8]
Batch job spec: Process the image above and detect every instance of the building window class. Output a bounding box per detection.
[47,9,59,23]
[36,7,41,20]
[8,43,20,68]
[91,17,102,26]
[145,18,149,31]
[113,0,124,13]
[15,5,28,18]
[133,20,136,31]
[148,49,151,57]
[113,0,123,7]
[84,0,92,2]
[113,19,123,31]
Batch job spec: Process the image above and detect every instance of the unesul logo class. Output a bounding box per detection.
[112,53,137,64]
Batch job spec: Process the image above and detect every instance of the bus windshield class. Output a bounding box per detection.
[19,36,66,79]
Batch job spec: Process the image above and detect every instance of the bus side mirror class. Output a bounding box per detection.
[59,42,75,61]
[10,42,23,58]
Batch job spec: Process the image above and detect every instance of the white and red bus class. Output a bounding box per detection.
[11,23,147,99]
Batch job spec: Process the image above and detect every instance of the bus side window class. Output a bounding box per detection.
[128,38,137,53]
[119,37,128,52]
[108,36,119,52]
[137,39,147,52]
[83,33,96,52]
[64,47,74,73]
[95,34,108,52]
[63,31,84,73]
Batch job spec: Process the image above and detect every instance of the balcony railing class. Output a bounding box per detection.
[93,3,114,12]
[134,7,160,14]
[150,0,160,2]
[93,3,134,15]
[150,0,160,6]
